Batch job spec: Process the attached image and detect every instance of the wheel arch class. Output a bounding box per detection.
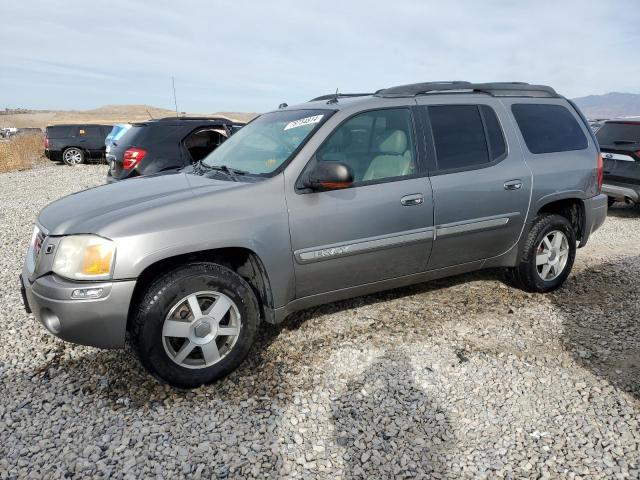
[513,193,586,264]
[62,145,89,158]
[535,196,585,245]
[126,247,276,331]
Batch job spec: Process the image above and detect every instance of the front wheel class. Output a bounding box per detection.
[508,214,576,293]
[62,147,84,166]
[129,263,260,387]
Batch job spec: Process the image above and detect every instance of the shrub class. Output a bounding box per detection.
[0,134,44,173]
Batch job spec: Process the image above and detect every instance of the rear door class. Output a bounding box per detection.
[417,99,531,269]
[78,125,105,158]
[285,107,434,297]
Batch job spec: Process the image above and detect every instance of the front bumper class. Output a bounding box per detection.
[20,272,136,349]
[579,193,608,247]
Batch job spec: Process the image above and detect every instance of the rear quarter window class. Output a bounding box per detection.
[511,104,588,154]
[46,126,76,138]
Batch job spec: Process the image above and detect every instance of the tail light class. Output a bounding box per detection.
[44,136,49,149]
[596,152,603,193]
[122,147,146,170]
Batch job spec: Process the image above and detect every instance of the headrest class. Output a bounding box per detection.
[378,130,407,154]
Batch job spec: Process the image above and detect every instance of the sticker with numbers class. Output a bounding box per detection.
[284,115,323,131]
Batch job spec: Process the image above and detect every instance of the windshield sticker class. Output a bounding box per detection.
[284,115,324,131]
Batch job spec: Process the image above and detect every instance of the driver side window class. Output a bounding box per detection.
[316,108,416,183]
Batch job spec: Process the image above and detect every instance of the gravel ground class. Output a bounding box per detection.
[0,163,638,479]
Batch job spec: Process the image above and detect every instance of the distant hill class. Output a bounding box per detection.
[572,92,640,119]
[0,105,257,129]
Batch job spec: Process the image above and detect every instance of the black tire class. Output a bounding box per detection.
[607,197,616,208]
[62,147,84,166]
[508,214,576,293]
[129,263,260,388]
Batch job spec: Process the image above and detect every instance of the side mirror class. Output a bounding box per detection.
[304,161,354,190]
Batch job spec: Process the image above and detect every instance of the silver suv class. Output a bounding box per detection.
[21,81,608,387]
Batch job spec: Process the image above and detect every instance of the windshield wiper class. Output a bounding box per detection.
[612,139,640,145]
[192,160,210,175]
[208,165,249,181]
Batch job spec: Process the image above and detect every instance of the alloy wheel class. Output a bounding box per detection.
[535,230,570,281]
[162,291,242,369]
[63,148,82,165]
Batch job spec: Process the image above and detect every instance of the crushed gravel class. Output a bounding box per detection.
[0,163,638,479]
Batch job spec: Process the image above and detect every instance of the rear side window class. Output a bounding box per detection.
[596,122,640,146]
[46,126,75,138]
[79,126,103,137]
[511,104,587,154]
[429,105,489,170]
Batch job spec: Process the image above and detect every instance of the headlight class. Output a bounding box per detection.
[52,235,116,280]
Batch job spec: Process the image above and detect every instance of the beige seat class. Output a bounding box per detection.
[363,130,414,181]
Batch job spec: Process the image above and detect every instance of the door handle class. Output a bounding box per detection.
[401,194,424,206]
[504,180,522,190]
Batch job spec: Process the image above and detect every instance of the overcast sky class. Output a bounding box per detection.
[1,0,639,113]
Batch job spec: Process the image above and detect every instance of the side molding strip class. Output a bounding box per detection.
[295,227,433,264]
[437,216,510,237]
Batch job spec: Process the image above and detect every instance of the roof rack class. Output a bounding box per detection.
[309,93,373,102]
[375,81,559,98]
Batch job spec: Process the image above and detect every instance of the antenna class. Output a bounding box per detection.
[172,76,179,118]
[327,88,339,104]
[145,108,154,120]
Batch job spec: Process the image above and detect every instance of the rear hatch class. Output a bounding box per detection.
[595,121,640,185]
[107,124,152,180]
[108,123,187,180]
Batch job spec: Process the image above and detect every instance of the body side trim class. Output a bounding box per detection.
[436,214,517,237]
[294,227,433,264]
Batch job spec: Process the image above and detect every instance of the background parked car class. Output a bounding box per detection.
[44,124,112,166]
[596,118,640,206]
[0,127,18,139]
[106,117,245,182]
[588,119,607,133]
[105,123,131,152]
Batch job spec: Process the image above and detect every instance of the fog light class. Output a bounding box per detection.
[71,288,103,299]
[41,308,61,334]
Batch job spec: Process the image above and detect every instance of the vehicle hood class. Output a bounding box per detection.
[38,172,244,235]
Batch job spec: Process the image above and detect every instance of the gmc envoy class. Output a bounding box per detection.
[21,81,607,387]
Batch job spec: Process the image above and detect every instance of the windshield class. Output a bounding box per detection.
[202,109,331,175]
[596,122,640,146]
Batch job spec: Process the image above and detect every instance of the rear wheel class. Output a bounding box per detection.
[507,214,576,293]
[129,263,260,387]
[62,147,84,166]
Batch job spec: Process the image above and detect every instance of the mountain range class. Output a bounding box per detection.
[572,92,640,119]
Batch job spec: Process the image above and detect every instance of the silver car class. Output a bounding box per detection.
[20,81,608,387]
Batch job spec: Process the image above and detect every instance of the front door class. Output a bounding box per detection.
[285,107,434,298]
[417,102,532,270]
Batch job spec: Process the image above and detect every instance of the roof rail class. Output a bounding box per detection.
[156,116,235,122]
[309,93,373,102]
[375,81,559,98]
